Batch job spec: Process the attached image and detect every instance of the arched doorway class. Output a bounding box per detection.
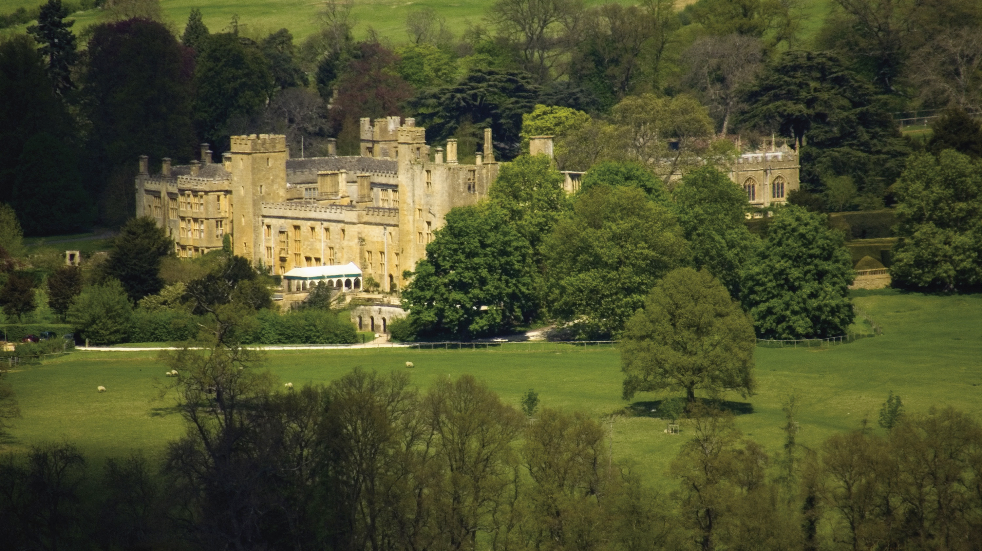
[358,316,363,330]
[382,318,387,333]
[389,274,395,291]
[354,278,361,290]
[370,316,375,331]
[345,278,352,289]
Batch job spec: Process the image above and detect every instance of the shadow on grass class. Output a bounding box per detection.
[626,398,754,418]
[148,405,183,418]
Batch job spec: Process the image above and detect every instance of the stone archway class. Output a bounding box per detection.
[370,316,375,331]
[345,278,352,289]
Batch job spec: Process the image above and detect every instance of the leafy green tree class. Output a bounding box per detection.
[193,32,274,148]
[401,205,537,339]
[27,0,77,95]
[740,51,910,201]
[927,107,982,159]
[740,206,855,339]
[878,391,904,430]
[580,160,669,204]
[519,103,591,153]
[542,185,690,337]
[672,166,759,297]
[0,204,24,258]
[410,68,541,160]
[621,267,755,404]
[394,43,456,90]
[0,273,35,321]
[687,0,802,50]
[47,265,83,317]
[66,279,133,345]
[488,153,569,256]
[181,8,209,52]
[260,29,307,90]
[890,150,982,292]
[103,217,174,302]
[183,253,274,317]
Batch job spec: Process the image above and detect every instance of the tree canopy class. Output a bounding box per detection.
[740,206,855,339]
[26,0,77,96]
[890,150,982,292]
[401,205,537,339]
[621,267,756,404]
[543,185,690,338]
[580,160,669,204]
[103,216,174,303]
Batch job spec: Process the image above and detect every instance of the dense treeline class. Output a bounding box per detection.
[2,0,981,234]
[2,348,981,550]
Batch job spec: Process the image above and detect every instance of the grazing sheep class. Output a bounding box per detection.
[284,382,294,389]
[97,386,106,392]
[405,361,414,368]
[165,370,179,377]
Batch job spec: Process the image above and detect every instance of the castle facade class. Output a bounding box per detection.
[135,118,798,293]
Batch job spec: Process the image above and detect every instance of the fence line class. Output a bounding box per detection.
[407,340,616,351]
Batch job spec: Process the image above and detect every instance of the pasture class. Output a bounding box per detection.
[6,0,833,47]
[2,289,979,485]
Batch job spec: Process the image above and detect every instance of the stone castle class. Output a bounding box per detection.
[135,117,798,293]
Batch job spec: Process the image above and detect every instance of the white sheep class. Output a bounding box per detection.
[284,382,294,389]
[165,370,179,377]
[97,386,106,393]
[405,361,414,368]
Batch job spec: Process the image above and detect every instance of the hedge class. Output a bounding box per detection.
[0,324,74,342]
[129,309,201,343]
[243,309,357,345]
[828,209,897,240]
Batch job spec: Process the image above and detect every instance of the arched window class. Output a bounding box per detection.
[772,176,786,199]
[743,178,757,202]
[370,316,375,331]
[358,316,363,330]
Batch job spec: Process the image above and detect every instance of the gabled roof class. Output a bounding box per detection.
[283,262,362,280]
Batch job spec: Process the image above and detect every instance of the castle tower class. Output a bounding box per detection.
[229,134,287,263]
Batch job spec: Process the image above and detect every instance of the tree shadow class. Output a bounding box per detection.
[626,398,754,418]
[148,405,182,418]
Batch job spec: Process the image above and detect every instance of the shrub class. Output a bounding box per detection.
[387,317,416,342]
[0,324,73,342]
[66,280,133,345]
[128,309,200,343]
[243,309,357,345]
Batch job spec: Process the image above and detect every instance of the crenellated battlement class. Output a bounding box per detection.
[230,134,287,153]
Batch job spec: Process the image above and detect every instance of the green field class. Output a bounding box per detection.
[2,289,979,485]
[5,0,831,46]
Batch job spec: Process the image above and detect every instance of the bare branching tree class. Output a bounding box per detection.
[405,6,455,47]
[683,34,764,137]
[488,0,584,83]
[907,28,982,112]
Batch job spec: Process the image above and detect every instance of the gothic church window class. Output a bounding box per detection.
[743,178,757,202]
[771,176,786,199]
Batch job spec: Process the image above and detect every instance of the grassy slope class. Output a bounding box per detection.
[6,0,826,45]
[3,290,980,485]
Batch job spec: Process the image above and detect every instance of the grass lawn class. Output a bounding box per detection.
[3,289,979,485]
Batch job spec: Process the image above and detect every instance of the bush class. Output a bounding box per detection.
[828,209,897,239]
[66,280,133,345]
[387,317,415,342]
[128,309,200,343]
[243,309,357,345]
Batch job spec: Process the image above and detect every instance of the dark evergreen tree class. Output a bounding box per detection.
[260,29,307,90]
[181,8,209,52]
[0,273,35,321]
[12,133,93,235]
[47,264,83,317]
[103,217,174,302]
[740,51,910,205]
[193,33,274,149]
[27,0,77,96]
[927,107,982,159]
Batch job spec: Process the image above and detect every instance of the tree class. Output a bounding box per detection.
[103,0,164,22]
[47,265,83,318]
[740,50,909,202]
[610,93,715,185]
[104,216,174,302]
[488,153,569,254]
[672,166,759,297]
[12,132,94,235]
[181,8,209,51]
[0,273,35,321]
[542,185,690,337]
[519,103,590,155]
[890,151,982,292]
[0,204,24,258]
[84,18,196,224]
[488,0,583,83]
[261,29,307,90]
[682,34,763,137]
[410,68,541,160]
[395,43,456,90]
[66,279,133,345]
[26,0,77,95]
[927,107,982,159]
[405,6,454,46]
[907,27,982,113]
[580,160,669,204]
[687,0,803,51]
[621,267,755,404]
[402,205,537,339]
[183,253,274,318]
[258,87,330,158]
[423,375,524,549]
[193,33,274,148]
[740,206,855,339]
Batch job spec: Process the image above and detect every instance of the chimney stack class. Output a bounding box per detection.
[356,174,372,202]
[435,146,444,164]
[529,136,554,159]
[475,152,483,165]
[318,171,340,196]
[190,161,200,177]
[446,139,458,164]
[139,155,149,175]
[223,152,232,171]
[200,143,210,163]
[162,157,172,176]
[327,138,337,156]
[483,128,494,163]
